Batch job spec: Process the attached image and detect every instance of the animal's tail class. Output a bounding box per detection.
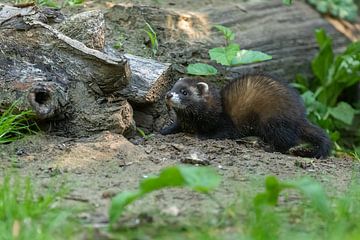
[292,121,332,159]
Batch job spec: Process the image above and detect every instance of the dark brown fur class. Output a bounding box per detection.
[161,74,331,158]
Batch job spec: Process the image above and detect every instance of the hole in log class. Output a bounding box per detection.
[35,91,50,105]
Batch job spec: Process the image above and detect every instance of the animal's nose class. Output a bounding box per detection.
[166,92,173,99]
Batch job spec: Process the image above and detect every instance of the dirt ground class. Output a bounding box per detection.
[0,0,359,233]
[0,131,357,228]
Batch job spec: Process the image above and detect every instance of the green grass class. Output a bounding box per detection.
[144,22,159,57]
[0,169,360,239]
[107,174,360,240]
[0,175,82,240]
[12,0,85,8]
[0,102,37,144]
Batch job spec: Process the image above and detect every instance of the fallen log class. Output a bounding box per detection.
[0,4,172,137]
[120,54,171,103]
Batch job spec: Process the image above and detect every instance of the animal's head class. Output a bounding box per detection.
[165,77,211,111]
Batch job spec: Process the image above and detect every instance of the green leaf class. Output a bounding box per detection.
[295,74,310,89]
[307,0,358,21]
[186,63,218,76]
[254,176,291,208]
[313,40,360,104]
[301,90,317,105]
[263,176,282,206]
[316,1,329,13]
[38,0,59,8]
[329,102,356,125]
[140,166,221,194]
[291,178,330,216]
[109,190,142,224]
[109,166,221,225]
[209,43,240,66]
[144,22,158,56]
[344,41,360,55]
[290,82,307,92]
[334,55,360,83]
[301,91,328,123]
[329,130,341,142]
[312,29,334,84]
[213,25,235,42]
[140,167,186,193]
[65,0,85,6]
[179,166,221,193]
[254,176,330,218]
[332,41,360,87]
[282,0,293,5]
[292,74,310,93]
[231,50,272,66]
[354,146,360,157]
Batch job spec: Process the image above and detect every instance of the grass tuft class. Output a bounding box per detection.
[0,175,81,240]
[0,101,37,144]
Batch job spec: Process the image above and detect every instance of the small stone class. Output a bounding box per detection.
[171,143,185,151]
[295,159,314,169]
[144,146,153,154]
[161,206,180,217]
[78,212,91,220]
[15,148,26,156]
[181,152,210,165]
[149,156,161,164]
[102,189,117,199]
[158,144,167,150]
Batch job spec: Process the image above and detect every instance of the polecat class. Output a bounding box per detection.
[160,74,331,159]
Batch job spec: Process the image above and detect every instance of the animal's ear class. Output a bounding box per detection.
[196,82,209,95]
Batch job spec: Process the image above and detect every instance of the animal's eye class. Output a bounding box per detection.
[181,89,188,96]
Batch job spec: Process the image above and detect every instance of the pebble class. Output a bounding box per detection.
[102,189,117,199]
[181,152,210,165]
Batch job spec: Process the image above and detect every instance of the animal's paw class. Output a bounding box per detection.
[159,126,173,135]
[160,127,170,135]
[160,123,180,135]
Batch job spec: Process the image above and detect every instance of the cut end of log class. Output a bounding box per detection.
[119,54,172,103]
[28,83,59,119]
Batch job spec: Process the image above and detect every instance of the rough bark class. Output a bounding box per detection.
[120,54,171,103]
[206,1,350,79]
[0,3,173,137]
[0,5,132,136]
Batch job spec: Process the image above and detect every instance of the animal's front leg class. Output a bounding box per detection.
[160,121,181,135]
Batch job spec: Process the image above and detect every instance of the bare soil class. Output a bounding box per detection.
[0,132,357,228]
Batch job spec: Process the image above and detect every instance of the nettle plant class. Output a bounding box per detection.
[293,29,360,152]
[186,25,272,76]
[307,0,358,22]
[282,0,358,22]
